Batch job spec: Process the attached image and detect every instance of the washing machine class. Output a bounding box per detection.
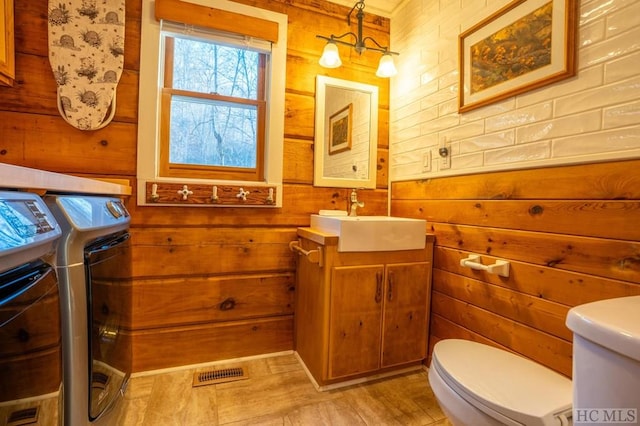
[0,191,62,425]
[45,195,131,426]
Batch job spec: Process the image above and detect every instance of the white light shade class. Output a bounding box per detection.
[376,53,397,77]
[319,42,342,68]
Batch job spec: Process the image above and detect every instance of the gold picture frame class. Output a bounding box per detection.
[458,0,577,113]
[328,103,353,155]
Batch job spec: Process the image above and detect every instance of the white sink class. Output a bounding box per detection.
[310,214,427,252]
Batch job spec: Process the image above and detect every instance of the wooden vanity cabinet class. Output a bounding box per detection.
[0,0,14,87]
[294,228,434,388]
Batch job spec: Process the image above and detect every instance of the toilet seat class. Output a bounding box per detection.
[431,340,572,426]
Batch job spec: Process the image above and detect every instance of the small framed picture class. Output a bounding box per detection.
[328,103,353,155]
[458,0,577,112]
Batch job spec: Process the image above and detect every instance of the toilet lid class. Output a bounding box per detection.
[431,339,572,426]
[566,296,640,362]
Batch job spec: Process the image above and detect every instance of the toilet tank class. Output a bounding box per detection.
[566,296,640,425]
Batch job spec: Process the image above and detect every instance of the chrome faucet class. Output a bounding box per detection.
[349,188,365,217]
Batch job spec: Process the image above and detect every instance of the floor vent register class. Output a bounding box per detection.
[6,407,39,426]
[192,367,249,387]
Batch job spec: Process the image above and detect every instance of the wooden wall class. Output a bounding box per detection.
[391,160,640,377]
[0,0,390,372]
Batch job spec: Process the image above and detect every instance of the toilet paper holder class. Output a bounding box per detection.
[460,254,510,277]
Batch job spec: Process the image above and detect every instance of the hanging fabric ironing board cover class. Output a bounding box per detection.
[48,0,125,130]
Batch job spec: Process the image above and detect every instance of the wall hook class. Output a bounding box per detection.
[151,183,160,202]
[236,187,249,201]
[265,188,274,204]
[211,185,219,202]
[177,185,193,201]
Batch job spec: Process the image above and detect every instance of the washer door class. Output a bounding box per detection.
[0,261,61,423]
[84,232,131,421]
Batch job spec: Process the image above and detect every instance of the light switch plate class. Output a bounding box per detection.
[422,151,431,172]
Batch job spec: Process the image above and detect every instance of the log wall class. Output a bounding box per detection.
[0,0,390,372]
[391,160,640,377]
[9,0,635,378]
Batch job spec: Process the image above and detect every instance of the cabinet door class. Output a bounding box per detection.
[328,265,384,379]
[0,0,14,87]
[381,262,430,367]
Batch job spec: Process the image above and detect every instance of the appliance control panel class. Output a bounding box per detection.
[0,192,60,245]
[0,191,61,269]
[51,195,131,231]
[106,200,129,219]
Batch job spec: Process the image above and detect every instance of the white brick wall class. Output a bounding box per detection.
[389,0,640,181]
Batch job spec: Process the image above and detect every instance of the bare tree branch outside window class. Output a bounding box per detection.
[167,36,260,169]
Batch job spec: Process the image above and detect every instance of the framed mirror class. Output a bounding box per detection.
[314,76,378,189]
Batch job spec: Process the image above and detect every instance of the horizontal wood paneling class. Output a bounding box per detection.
[2,0,391,372]
[432,292,573,377]
[285,50,390,108]
[284,138,314,184]
[392,160,640,377]
[285,2,390,61]
[283,136,389,188]
[129,228,296,278]
[434,246,640,307]
[131,317,293,371]
[377,149,389,189]
[130,274,295,329]
[430,223,639,283]
[284,93,315,140]
[0,54,139,122]
[155,0,280,43]
[127,184,389,227]
[428,314,511,363]
[398,199,640,241]
[0,111,137,175]
[392,160,640,201]
[126,0,391,371]
[433,269,572,341]
[14,0,142,70]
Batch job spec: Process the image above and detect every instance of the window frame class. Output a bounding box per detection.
[136,0,287,207]
[159,35,267,182]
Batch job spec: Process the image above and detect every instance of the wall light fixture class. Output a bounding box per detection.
[316,1,399,78]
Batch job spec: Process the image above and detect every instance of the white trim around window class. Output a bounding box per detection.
[136,0,287,207]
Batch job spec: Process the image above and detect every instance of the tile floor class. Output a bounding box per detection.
[115,353,452,425]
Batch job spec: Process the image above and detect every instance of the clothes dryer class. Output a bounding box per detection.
[45,195,131,426]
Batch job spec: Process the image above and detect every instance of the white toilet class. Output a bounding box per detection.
[429,295,640,426]
[429,339,573,426]
[566,295,640,424]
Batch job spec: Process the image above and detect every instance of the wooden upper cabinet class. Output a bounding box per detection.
[0,0,14,87]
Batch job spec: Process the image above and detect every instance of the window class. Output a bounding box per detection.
[161,34,267,181]
[136,0,287,207]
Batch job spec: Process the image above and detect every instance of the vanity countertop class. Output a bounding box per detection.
[0,163,131,196]
[298,227,435,246]
[297,227,340,246]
